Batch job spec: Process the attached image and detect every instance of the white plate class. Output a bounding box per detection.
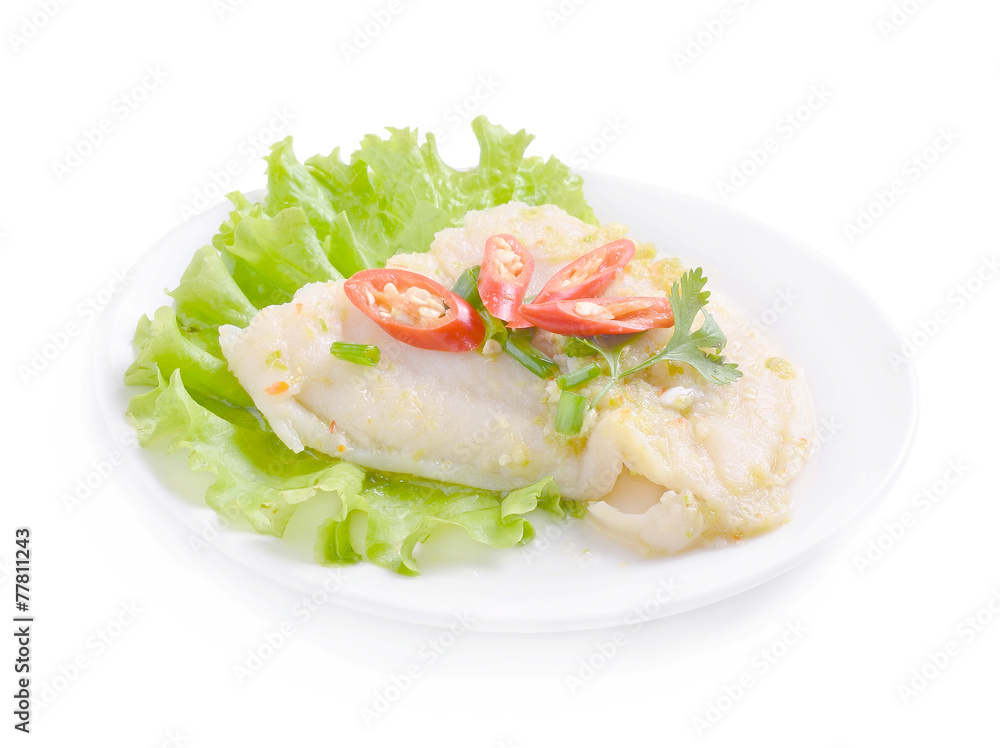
[93,174,917,633]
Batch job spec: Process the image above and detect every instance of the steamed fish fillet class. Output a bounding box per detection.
[218,279,595,494]
[219,202,815,554]
[582,301,814,553]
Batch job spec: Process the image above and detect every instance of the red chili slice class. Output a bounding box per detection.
[477,234,535,322]
[534,239,635,304]
[507,238,636,330]
[517,296,674,337]
[343,269,485,352]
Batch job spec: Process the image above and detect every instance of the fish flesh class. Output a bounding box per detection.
[219,202,815,554]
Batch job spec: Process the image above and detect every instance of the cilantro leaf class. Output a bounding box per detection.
[620,267,742,385]
[556,268,739,427]
[565,334,638,407]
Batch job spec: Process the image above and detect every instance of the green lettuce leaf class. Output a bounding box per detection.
[315,475,582,576]
[266,116,597,275]
[125,306,254,407]
[168,245,258,329]
[127,369,359,535]
[125,117,595,574]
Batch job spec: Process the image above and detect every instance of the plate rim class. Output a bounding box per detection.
[91,172,920,632]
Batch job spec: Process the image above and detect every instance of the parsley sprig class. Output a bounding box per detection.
[455,264,740,435]
[564,267,741,415]
[564,334,637,409]
[620,267,741,385]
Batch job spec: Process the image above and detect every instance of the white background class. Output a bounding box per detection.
[4,0,999,745]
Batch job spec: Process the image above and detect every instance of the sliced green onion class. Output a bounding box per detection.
[330,342,380,366]
[555,391,587,435]
[480,310,509,346]
[556,362,601,390]
[452,265,482,307]
[502,335,558,378]
[265,350,289,371]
